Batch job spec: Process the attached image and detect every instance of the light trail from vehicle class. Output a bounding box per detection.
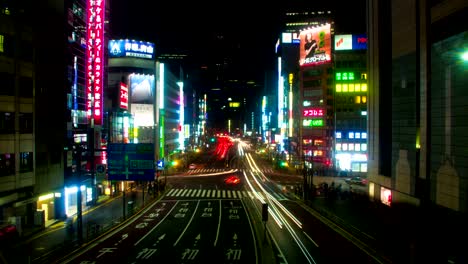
[239,145,318,264]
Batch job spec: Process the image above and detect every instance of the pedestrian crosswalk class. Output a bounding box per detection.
[163,188,288,201]
[186,168,274,175]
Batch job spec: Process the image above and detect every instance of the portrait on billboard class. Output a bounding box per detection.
[129,74,155,104]
[299,24,332,67]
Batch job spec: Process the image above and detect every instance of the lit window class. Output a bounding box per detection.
[0,35,4,53]
[355,133,361,139]
[343,72,348,80]
[336,143,342,151]
[361,111,367,116]
[336,84,342,92]
[361,143,367,151]
[336,72,341,80]
[343,84,348,92]
[348,144,354,151]
[355,84,361,92]
[342,144,348,151]
[348,132,354,139]
[349,84,355,92]
[336,132,342,138]
[362,96,367,104]
[360,163,368,172]
[361,73,367,80]
[313,150,323,156]
[355,96,361,104]
[349,72,355,80]
[361,83,367,92]
[314,139,324,146]
[362,132,367,139]
[355,144,361,151]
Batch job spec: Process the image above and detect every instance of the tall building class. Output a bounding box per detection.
[333,33,368,175]
[367,0,468,212]
[0,0,111,231]
[0,0,36,228]
[275,9,334,171]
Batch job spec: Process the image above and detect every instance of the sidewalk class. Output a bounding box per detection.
[279,175,467,264]
[254,154,467,263]
[1,185,163,264]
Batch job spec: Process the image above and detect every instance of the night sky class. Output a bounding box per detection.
[109,1,367,130]
[109,1,366,77]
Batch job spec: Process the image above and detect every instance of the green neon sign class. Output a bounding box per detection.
[303,119,324,127]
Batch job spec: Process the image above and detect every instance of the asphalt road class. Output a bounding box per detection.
[59,175,261,263]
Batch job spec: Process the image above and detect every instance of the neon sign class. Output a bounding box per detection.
[303,119,324,127]
[303,108,324,117]
[86,0,105,125]
[119,82,128,110]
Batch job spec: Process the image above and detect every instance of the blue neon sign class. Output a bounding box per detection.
[108,39,155,59]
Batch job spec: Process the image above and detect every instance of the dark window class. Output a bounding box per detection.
[0,112,15,133]
[19,40,33,61]
[50,150,61,164]
[19,76,33,97]
[19,112,33,133]
[302,69,322,77]
[0,72,15,96]
[303,79,321,88]
[36,152,47,167]
[0,153,15,177]
[19,152,33,172]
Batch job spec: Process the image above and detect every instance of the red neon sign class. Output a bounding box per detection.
[303,108,324,117]
[119,82,128,110]
[86,0,105,125]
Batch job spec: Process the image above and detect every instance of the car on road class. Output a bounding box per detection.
[188,163,197,169]
[224,175,241,186]
[345,176,368,186]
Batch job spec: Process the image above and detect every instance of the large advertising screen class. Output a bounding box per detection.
[299,24,332,67]
[109,39,155,59]
[129,74,155,104]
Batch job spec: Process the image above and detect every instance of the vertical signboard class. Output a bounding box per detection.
[86,0,105,125]
[119,82,128,110]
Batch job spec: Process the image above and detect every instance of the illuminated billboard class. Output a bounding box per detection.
[334,34,367,51]
[108,39,155,59]
[299,24,332,67]
[131,104,154,127]
[86,0,105,125]
[129,74,155,104]
[334,34,352,50]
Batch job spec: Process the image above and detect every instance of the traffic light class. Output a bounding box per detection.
[210,137,216,142]
[279,161,288,168]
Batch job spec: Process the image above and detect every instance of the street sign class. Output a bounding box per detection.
[107,143,155,181]
[157,159,164,170]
